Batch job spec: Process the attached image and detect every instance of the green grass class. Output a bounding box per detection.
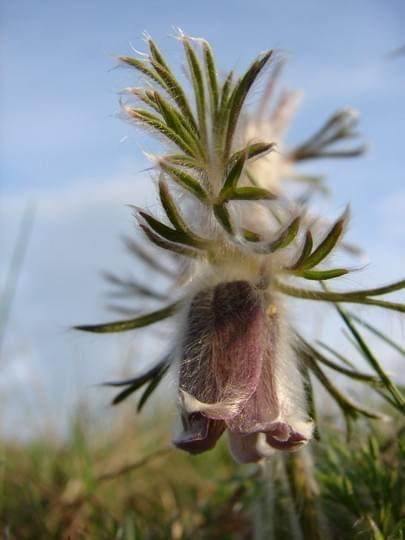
[0,404,403,539]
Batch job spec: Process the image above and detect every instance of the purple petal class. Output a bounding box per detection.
[211,281,265,413]
[179,287,217,404]
[179,281,265,420]
[228,431,275,463]
[265,419,313,450]
[226,308,280,432]
[173,412,225,455]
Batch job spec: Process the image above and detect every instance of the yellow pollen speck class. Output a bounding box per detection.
[267,304,277,316]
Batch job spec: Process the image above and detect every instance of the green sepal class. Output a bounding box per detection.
[75,303,178,333]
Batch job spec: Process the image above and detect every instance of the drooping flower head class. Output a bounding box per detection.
[76,33,405,464]
[175,280,313,462]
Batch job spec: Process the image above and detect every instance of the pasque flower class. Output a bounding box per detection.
[77,32,405,463]
[175,280,313,462]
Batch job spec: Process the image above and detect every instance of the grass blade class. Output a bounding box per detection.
[328,295,405,411]
[348,313,405,356]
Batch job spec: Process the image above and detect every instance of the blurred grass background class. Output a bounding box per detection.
[0,400,403,538]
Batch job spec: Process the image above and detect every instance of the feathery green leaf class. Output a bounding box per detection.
[159,161,209,203]
[277,282,405,312]
[202,39,219,118]
[137,363,170,411]
[258,215,300,253]
[75,303,178,333]
[139,211,205,249]
[140,224,201,258]
[149,58,198,133]
[223,186,276,201]
[119,56,165,87]
[213,203,234,234]
[300,207,349,269]
[182,38,207,144]
[224,50,273,158]
[288,230,313,270]
[127,108,196,156]
[298,268,349,280]
[348,313,405,356]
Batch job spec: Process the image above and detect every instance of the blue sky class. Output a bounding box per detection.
[1,0,405,437]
